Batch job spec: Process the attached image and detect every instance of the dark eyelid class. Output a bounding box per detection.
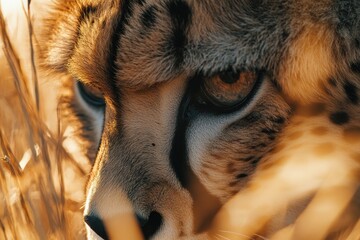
[77,81,106,108]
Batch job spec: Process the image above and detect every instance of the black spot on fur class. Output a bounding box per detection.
[251,157,261,165]
[250,143,267,150]
[140,5,157,30]
[328,78,337,87]
[355,38,360,49]
[101,20,106,29]
[165,0,192,69]
[268,135,276,140]
[261,128,278,135]
[343,81,359,104]
[281,30,290,41]
[243,156,261,165]
[329,111,350,125]
[136,0,146,6]
[242,111,262,124]
[350,61,360,73]
[273,116,285,125]
[242,156,255,162]
[236,173,248,179]
[79,5,98,24]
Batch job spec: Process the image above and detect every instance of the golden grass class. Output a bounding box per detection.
[0,1,88,239]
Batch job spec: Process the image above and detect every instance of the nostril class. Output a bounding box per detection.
[84,214,109,240]
[136,211,163,239]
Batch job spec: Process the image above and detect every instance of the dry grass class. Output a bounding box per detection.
[0,1,88,239]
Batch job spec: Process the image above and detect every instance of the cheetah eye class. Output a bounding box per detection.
[77,81,105,108]
[200,69,262,111]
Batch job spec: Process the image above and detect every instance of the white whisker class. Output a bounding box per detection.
[218,230,257,240]
[253,234,269,240]
[216,233,231,240]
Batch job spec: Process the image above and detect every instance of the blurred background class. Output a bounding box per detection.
[0,0,90,239]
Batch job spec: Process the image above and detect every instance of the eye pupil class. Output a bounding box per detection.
[219,70,240,84]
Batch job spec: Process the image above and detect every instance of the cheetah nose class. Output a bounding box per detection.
[84,214,109,240]
[136,211,163,239]
[84,211,162,239]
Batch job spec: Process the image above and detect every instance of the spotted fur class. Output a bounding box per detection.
[40,0,360,239]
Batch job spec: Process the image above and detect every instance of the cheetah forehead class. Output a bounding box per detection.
[44,0,360,100]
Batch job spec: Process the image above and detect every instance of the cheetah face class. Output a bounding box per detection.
[43,0,360,239]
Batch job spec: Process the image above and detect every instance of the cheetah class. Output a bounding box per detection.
[40,0,360,239]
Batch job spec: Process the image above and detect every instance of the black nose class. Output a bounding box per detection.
[136,211,163,239]
[84,214,108,240]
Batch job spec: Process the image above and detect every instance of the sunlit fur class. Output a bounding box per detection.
[40,0,360,239]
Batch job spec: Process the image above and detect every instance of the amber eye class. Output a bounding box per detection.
[201,70,260,110]
[77,81,105,108]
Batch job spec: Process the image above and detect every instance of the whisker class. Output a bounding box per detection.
[253,234,269,240]
[214,235,223,240]
[218,230,256,240]
[216,233,231,240]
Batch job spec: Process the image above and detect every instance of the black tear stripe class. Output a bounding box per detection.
[165,0,192,69]
[170,75,201,187]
